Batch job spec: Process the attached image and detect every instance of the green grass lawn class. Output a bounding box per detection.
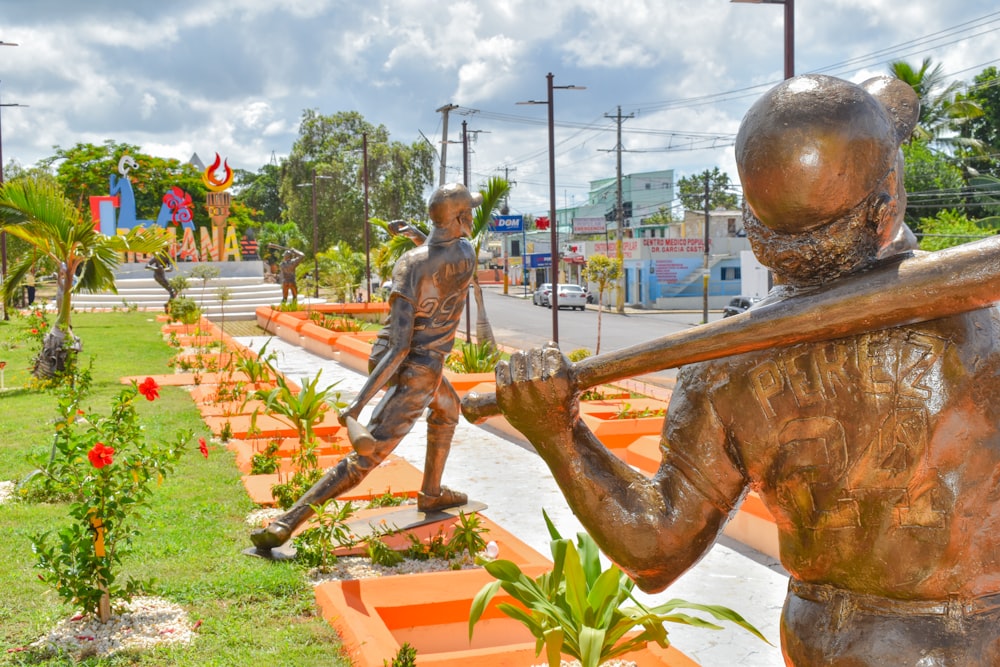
[0,310,348,666]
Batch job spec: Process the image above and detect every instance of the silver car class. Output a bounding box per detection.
[547,284,588,311]
[532,283,552,306]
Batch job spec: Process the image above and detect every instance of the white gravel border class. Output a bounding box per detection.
[24,596,196,660]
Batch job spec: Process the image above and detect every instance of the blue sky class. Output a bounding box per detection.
[0,0,998,216]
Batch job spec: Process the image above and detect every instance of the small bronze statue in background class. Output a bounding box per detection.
[251,183,481,550]
[145,254,176,302]
[278,247,305,302]
[493,75,1000,665]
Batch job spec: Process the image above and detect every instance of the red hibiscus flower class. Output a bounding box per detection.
[199,437,209,458]
[30,328,38,334]
[138,377,159,401]
[87,443,115,469]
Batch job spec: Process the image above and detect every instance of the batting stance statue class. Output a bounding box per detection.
[251,183,481,550]
[492,75,1000,665]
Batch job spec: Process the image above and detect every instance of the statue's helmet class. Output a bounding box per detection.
[428,183,483,226]
[735,74,919,234]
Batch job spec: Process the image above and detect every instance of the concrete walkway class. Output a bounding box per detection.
[236,335,789,667]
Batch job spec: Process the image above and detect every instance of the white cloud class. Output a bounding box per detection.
[139,93,158,120]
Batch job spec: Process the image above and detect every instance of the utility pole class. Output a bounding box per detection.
[603,106,633,313]
[436,103,458,186]
[496,166,517,295]
[462,120,471,342]
[702,170,711,324]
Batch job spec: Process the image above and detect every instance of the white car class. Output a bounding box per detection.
[547,284,588,311]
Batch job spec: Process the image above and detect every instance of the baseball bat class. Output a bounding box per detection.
[461,236,1000,424]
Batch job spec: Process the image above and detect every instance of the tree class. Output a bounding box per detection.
[890,58,983,154]
[469,177,511,348]
[917,209,998,251]
[677,168,739,212]
[281,110,434,258]
[234,161,284,224]
[582,254,622,354]
[959,66,1000,176]
[640,206,677,226]
[40,141,210,228]
[0,177,168,376]
[316,241,364,302]
[901,139,966,229]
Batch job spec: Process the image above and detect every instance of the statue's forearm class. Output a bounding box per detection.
[536,420,729,592]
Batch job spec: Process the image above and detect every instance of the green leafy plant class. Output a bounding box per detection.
[447,510,490,558]
[250,439,282,475]
[566,348,592,363]
[236,341,277,385]
[365,490,409,508]
[247,365,344,507]
[613,403,666,420]
[469,510,768,667]
[446,340,502,374]
[365,534,405,567]
[384,642,417,667]
[29,375,194,621]
[167,296,201,325]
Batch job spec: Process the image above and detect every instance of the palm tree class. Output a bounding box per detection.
[468,177,510,348]
[0,177,169,376]
[890,58,983,153]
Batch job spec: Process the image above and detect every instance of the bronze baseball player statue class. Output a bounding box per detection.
[488,75,1000,665]
[251,183,480,551]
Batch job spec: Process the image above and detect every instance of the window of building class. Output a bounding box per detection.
[721,267,741,281]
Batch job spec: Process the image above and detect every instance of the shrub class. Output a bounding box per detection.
[167,296,201,324]
[29,375,194,621]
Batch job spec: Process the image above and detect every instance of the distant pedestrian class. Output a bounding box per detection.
[24,269,36,306]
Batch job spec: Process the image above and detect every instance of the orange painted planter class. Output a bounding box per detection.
[625,435,662,475]
[324,510,552,569]
[203,408,342,440]
[578,396,667,417]
[227,436,353,474]
[241,456,424,506]
[581,412,665,450]
[442,370,495,395]
[228,437,353,475]
[315,568,699,667]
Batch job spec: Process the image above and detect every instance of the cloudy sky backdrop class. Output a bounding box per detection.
[1,0,998,215]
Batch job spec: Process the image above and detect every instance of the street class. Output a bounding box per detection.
[471,284,725,388]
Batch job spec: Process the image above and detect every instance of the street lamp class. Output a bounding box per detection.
[361,132,371,302]
[0,41,22,321]
[297,169,332,299]
[731,0,794,80]
[518,72,585,345]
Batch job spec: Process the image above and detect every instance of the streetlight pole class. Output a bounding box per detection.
[362,132,371,302]
[731,0,794,80]
[297,169,331,299]
[310,169,319,298]
[0,41,21,321]
[518,73,585,345]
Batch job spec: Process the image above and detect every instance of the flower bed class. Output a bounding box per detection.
[314,568,698,667]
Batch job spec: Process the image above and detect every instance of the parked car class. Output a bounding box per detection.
[547,284,588,311]
[532,283,552,306]
[722,295,761,318]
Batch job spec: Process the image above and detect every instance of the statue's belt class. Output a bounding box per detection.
[789,578,1000,619]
